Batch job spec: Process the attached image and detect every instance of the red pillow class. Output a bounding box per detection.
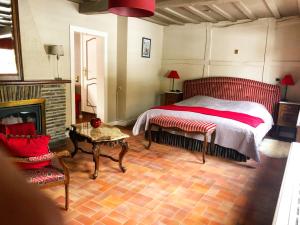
[4,122,36,135]
[1,135,51,169]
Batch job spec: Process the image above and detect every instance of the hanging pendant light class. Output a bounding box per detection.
[108,0,155,17]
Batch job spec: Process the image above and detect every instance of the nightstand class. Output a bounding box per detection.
[277,101,300,140]
[164,92,183,105]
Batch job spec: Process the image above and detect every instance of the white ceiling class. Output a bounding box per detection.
[70,0,300,26]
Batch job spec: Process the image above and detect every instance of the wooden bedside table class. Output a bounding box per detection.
[277,101,300,140]
[164,92,183,105]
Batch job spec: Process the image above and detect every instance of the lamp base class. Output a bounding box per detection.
[54,77,62,80]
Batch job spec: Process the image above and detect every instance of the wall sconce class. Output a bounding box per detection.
[48,45,64,80]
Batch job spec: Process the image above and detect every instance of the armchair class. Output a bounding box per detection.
[9,150,71,210]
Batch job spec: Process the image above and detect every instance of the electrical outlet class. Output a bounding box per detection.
[234,49,239,54]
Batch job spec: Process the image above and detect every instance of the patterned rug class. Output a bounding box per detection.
[259,138,291,158]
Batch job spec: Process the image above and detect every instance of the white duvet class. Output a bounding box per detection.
[132,95,274,162]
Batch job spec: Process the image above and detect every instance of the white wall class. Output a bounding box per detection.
[125,18,163,120]
[18,0,118,124]
[162,17,300,102]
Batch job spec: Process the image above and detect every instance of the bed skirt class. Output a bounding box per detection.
[145,130,248,162]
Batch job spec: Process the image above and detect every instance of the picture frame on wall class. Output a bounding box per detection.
[141,37,151,58]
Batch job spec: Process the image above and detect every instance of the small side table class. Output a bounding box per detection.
[164,91,183,105]
[69,123,129,179]
[277,101,300,140]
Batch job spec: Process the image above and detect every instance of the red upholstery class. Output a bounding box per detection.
[1,135,51,169]
[23,166,65,185]
[4,122,36,135]
[183,77,281,115]
[150,116,216,133]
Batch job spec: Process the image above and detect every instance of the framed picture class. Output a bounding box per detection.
[141,37,151,58]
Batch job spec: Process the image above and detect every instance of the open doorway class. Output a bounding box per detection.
[70,26,108,124]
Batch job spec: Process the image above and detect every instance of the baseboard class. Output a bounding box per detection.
[107,119,136,127]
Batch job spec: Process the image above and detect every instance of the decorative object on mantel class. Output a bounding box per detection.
[167,70,180,92]
[281,74,295,101]
[108,0,155,17]
[48,45,64,80]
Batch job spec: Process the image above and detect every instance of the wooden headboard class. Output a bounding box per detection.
[183,77,281,115]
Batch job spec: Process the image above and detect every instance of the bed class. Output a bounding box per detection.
[132,77,281,162]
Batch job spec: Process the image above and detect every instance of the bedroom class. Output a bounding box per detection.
[0,0,299,224]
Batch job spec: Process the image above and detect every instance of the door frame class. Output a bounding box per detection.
[70,25,108,124]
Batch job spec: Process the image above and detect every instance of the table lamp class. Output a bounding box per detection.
[167,70,180,92]
[281,74,295,101]
[48,45,64,80]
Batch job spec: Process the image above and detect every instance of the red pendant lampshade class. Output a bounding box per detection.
[167,70,180,79]
[108,0,155,17]
[0,38,14,50]
[281,74,295,86]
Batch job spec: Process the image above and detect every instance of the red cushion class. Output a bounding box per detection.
[4,122,36,135]
[1,135,51,169]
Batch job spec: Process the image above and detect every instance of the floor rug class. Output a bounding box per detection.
[259,138,290,158]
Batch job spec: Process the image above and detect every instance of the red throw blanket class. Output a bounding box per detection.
[152,105,264,128]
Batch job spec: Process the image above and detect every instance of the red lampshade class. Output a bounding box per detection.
[108,0,155,17]
[0,38,14,50]
[167,70,180,79]
[281,74,295,86]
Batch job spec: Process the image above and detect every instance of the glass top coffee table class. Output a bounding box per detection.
[69,122,129,179]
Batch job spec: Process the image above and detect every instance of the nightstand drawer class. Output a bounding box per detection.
[279,104,299,113]
[164,92,183,105]
[277,102,300,128]
[278,113,298,127]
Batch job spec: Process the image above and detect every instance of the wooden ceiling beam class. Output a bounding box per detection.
[154,12,185,25]
[234,1,256,20]
[0,10,10,15]
[79,0,108,14]
[263,0,280,18]
[0,2,10,8]
[157,0,237,8]
[162,7,200,23]
[0,19,11,24]
[0,25,11,35]
[184,6,217,23]
[0,13,10,19]
[208,4,236,21]
[142,17,169,26]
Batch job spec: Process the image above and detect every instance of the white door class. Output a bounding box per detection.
[81,35,98,114]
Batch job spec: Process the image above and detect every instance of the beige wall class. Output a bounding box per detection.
[162,17,300,102]
[125,18,163,120]
[18,0,118,125]
[18,0,164,125]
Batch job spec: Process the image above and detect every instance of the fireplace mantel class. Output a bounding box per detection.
[0,80,71,85]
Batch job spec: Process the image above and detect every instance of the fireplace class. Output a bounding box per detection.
[0,99,46,134]
[0,83,67,147]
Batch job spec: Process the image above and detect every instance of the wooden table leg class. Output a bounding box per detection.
[202,134,207,164]
[210,130,216,151]
[92,144,100,179]
[69,129,79,157]
[146,123,153,149]
[119,141,128,173]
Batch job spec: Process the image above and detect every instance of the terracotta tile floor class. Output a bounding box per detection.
[47,129,287,225]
